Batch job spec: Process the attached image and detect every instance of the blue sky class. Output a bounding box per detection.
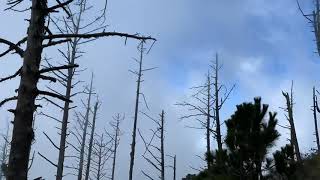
[1,0,320,179]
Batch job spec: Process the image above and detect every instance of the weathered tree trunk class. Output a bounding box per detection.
[84,101,98,180]
[111,116,120,180]
[56,6,82,180]
[129,42,144,180]
[160,110,165,180]
[96,136,103,180]
[77,75,94,180]
[205,73,211,169]
[282,83,301,162]
[7,0,47,179]
[313,87,320,152]
[214,54,223,152]
[173,155,176,180]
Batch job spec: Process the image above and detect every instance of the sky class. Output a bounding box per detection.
[0,0,320,179]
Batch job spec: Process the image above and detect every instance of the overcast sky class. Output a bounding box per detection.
[0,0,319,179]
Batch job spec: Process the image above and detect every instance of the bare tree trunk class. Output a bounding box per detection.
[313,87,320,152]
[282,82,301,162]
[7,1,46,179]
[77,75,94,180]
[84,101,99,180]
[160,110,165,180]
[214,54,222,152]
[205,73,211,169]
[173,155,176,180]
[111,115,121,180]
[129,42,144,180]
[56,4,83,179]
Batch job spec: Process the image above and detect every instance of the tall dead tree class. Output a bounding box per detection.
[0,0,155,179]
[77,75,94,180]
[108,113,124,180]
[281,82,302,162]
[176,72,214,169]
[176,54,234,168]
[313,87,320,152]
[297,0,320,56]
[53,0,104,178]
[166,155,176,180]
[211,53,235,152]
[128,41,155,180]
[84,100,100,180]
[139,110,166,180]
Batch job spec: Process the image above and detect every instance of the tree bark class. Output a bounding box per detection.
[7,0,47,179]
[84,101,98,180]
[77,75,94,180]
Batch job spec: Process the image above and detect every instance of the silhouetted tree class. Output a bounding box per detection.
[128,41,155,180]
[91,133,113,180]
[281,82,301,162]
[313,87,320,152]
[108,113,124,180]
[139,110,167,180]
[176,72,214,169]
[0,1,155,178]
[225,97,280,179]
[211,53,235,152]
[84,100,100,180]
[273,144,298,180]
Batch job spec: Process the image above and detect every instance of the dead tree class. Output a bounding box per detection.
[0,123,10,180]
[128,41,156,180]
[211,53,235,152]
[281,82,302,162]
[313,87,320,152]
[297,0,320,55]
[0,1,155,179]
[77,76,94,180]
[139,110,166,180]
[108,113,124,180]
[176,72,214,169]
[91,133,113,180]
[84,100,100,180]
[166,155,176,180]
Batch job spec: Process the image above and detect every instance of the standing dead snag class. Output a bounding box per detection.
[211,53,235,152]
[77,75,94,180]
[297,0,320,55]
[313,87,320,152]
[176,53,234,168]
[84,100,100,180]
[139,110,166,180]
[0,0,155,178]
[128,41,155,180]
[166,155,176,180]
[281,82,301,162]
[91,133,113,180]
[108,114,124,180]
[176,72,214,169]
